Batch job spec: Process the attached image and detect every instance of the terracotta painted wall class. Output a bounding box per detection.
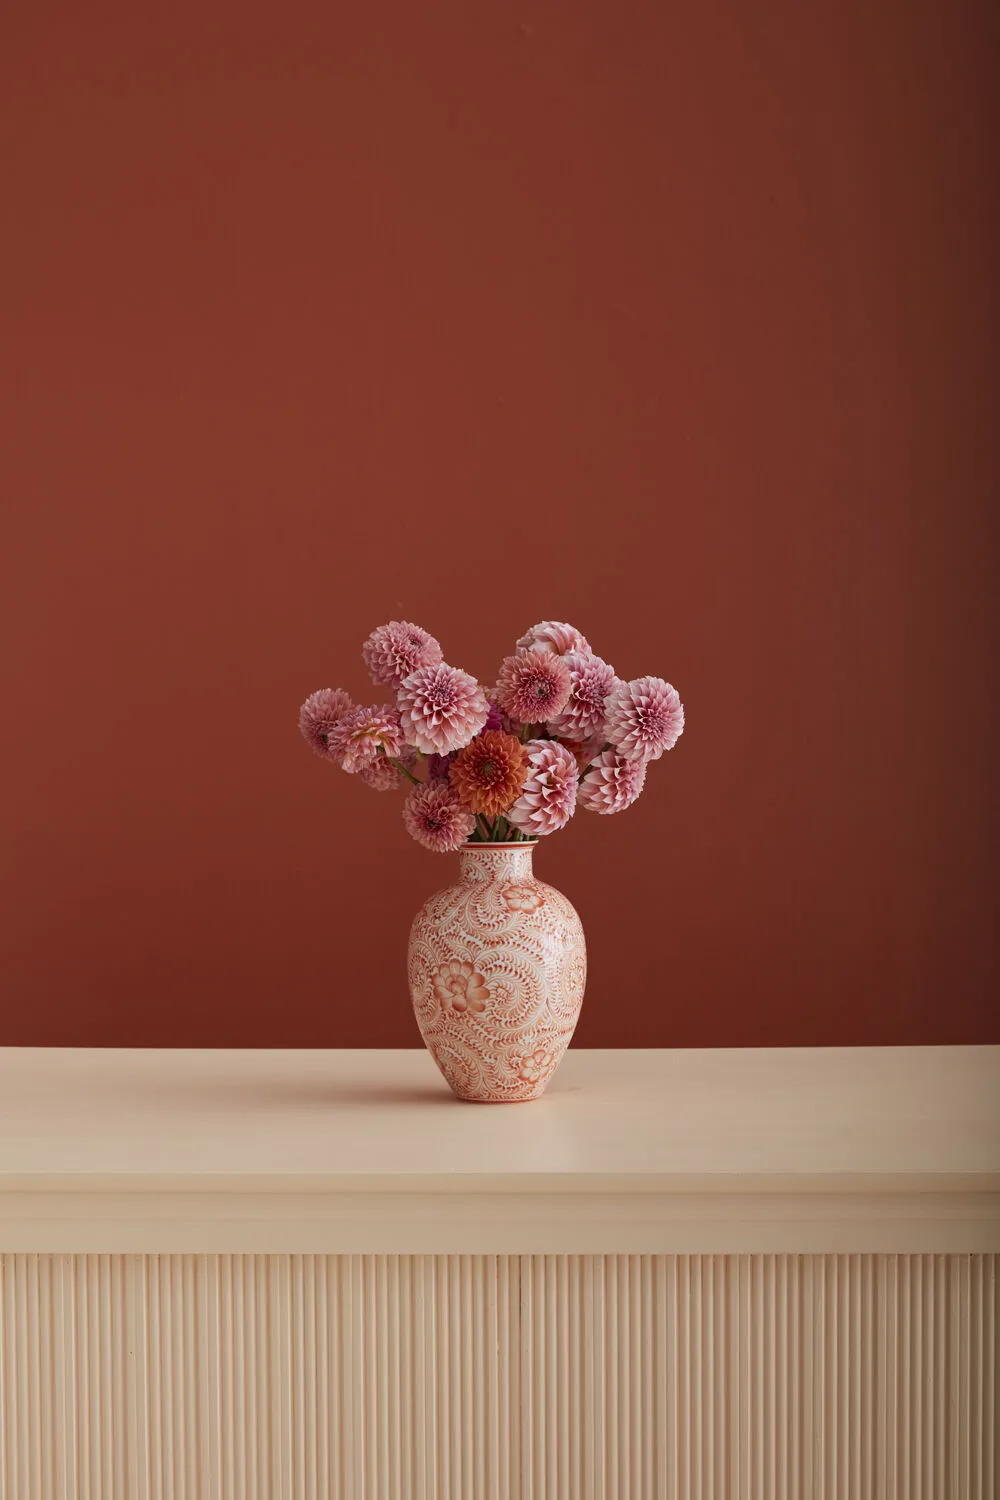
[2,0,997,1047]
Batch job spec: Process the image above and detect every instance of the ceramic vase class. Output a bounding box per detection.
[407,842,586,1103]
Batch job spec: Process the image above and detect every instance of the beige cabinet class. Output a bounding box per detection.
[1,1047,997,1496]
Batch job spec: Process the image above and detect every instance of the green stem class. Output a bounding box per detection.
[520,723,530,744]
[475,814,491,842]
[388,755,421,787]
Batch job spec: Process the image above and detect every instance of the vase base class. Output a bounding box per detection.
[446,1086,548,1105]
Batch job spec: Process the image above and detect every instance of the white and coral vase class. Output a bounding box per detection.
[407,843,586,1103]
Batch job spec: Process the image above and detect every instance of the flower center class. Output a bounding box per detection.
[480,759,497,780]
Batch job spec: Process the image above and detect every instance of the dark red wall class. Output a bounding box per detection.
[2,0,997,1046]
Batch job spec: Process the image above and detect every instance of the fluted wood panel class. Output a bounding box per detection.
[0,1255,996,1498]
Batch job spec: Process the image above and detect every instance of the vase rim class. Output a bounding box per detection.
[460,840,538,850]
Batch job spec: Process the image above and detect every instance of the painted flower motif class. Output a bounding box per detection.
[359,747,416,791]
[432,960,490,1015]
[547,652,619,742]
[577,747,648,814]
[506,739,579,837]
[515,621,592,657]
[494,652,572,725]
[502,884,545,914]
[402,782,476,852]
[362,621,443,690]
[328,703,404,772]
[449,730,528,817]
[604,676,685,763]
[515,1049,558,1085]
[298,688,354,758]
[397,663,490,756]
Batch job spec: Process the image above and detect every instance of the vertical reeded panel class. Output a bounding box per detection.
[0,1254,996,1497]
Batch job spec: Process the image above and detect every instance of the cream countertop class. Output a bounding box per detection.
[1,1046,997,1254]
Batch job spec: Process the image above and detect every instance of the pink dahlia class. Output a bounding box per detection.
[397,663,489,756]
[427,751,457,781]
[484,699,506,732]
[547,652,618,742]
[494,652,571,725]
[402,781,476,853]
[484,696,520,736]
[362,620,443,690]
[554,732,607,775]
[298,688,354,758]
[515,620,592,657]
[328,703,404,772]
[359,747,416,792]
[507,739,579,837]
[577,748,647,815]
[605,676,684,763]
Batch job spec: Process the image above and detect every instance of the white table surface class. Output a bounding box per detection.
[1,1047,998,1254]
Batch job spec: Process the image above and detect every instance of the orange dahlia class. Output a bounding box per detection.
[449,730,528,817]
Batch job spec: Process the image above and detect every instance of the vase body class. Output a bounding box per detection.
[407,843,586,1103]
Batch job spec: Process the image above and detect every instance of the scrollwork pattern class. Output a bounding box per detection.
[408,844,586,1102]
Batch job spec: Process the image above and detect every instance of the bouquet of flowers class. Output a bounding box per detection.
[299,619,684,851]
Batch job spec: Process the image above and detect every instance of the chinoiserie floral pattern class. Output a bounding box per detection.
[502,885,545,915]
[514,1049,558,1085]
[432,961,489,1015]
[408,844,586,1103]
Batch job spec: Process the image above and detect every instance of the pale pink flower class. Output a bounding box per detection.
[397,663,489,755]
[402,781,477,853]
[494,652,571,725]
[507,740,579,837]
[605,676,684,762]
[298,688,354,758]
[577,748,648,814]
[515,620,592,657]
[328,703,404,772]
[547,652,618,742]
[362,621,443,690]
[359,747,416,792]
[554,733,607,775]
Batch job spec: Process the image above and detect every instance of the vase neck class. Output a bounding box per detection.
[458,843,536,882]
